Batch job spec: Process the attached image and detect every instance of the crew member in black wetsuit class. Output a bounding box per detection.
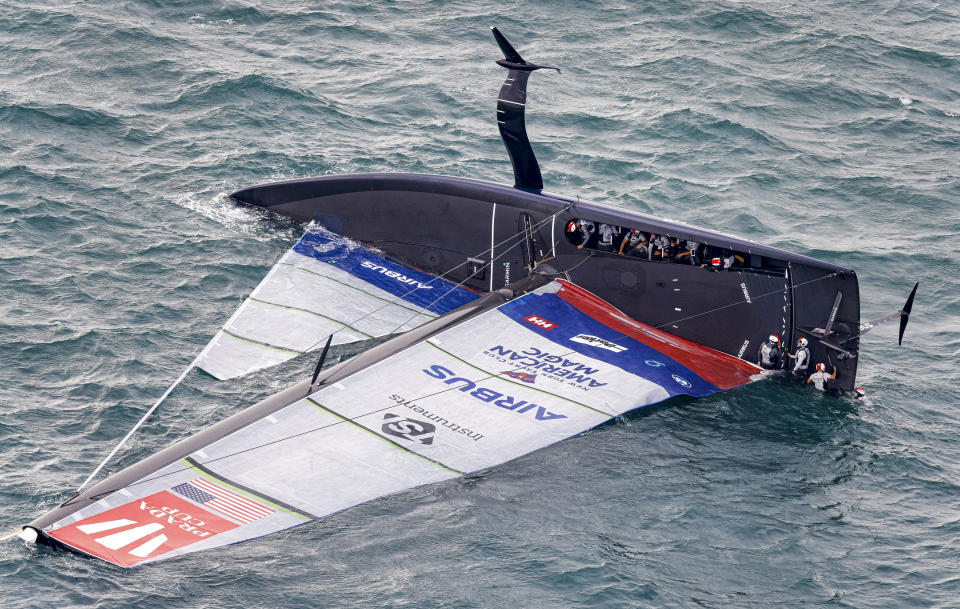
[676,240,700,265]
[756,334,782,370]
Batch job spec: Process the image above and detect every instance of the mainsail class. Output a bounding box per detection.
[35,279,759,566]
[194,227,481,379]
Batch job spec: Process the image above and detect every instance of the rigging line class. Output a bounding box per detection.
[540,252,594,276]
[297,203,574,355]
[75,348,210,493]
[310,218,571,386]
[651,271,841,331]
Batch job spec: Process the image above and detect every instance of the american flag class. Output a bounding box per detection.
[172,478,274,524]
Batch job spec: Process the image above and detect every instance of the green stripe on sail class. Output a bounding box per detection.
[219,329,303,355]
[305,398,461,476]
[247,297,374,339]
[180,458,314,521]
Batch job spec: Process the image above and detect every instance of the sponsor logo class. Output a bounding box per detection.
[672,374,692,388]
[482,346,607,391]
[644,359,665,368]
[501,370,537,383]
[737,339,750,359]
[387,396,485,442]
[48,491,238,567]
[569,334,628,353]
[360,260,433,290]
[422,365,567,421]
[740,282,752,304]
[503,261,510,284]
[522,315,556,330]
[381,413,435,445]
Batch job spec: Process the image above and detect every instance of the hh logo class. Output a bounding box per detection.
[48,491,238,567]
[381,413,435,445]
[523,314,556,330]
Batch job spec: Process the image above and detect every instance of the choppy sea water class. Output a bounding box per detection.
[1,1,958,607]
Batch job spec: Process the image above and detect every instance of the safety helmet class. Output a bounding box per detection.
[711,257,722,267]
[855,387,866,397]
[768,334,780,345]
[816,363,826,372]
[797,337,808,348]
[566,220,577,232]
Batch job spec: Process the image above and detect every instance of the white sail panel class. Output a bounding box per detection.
[43,280,760,566]
[194,227,481,380]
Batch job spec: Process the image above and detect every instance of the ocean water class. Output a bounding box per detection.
[1,1,958,607]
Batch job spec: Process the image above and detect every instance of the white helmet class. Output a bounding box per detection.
[768,334,780,345]
[797,337,808,348]
[816,363,827,372]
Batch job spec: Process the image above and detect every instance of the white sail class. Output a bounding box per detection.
[43,280,760,566]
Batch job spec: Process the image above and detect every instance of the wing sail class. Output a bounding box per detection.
[39,279,759,566]
[194,227,481,379]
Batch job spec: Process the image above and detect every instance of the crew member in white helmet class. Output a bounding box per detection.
[806,363,837,391]
[620,229,649,257]
[756,334,782,370]
[788,337,811,376]
[574,219,596,249]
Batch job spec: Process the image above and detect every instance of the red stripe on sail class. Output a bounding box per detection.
[553,280,759,390]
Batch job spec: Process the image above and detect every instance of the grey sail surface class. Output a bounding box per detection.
[37,279,759,566]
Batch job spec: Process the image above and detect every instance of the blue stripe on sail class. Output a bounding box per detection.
[291,229,479,315]
[496,291,720,398]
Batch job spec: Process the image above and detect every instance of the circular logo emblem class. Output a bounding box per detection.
[672,374,692,388]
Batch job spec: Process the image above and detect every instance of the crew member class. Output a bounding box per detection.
[675,240,700,265]
[618,229,648,257]
[806,363,837,391]
[788,337,811,376]
[854,387,866,399]
[652,233,672,260]
[574,219,596,249]
[756,334,782,370]
[596,223,619,252]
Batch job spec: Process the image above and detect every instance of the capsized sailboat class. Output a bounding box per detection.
[18,28,914,566]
